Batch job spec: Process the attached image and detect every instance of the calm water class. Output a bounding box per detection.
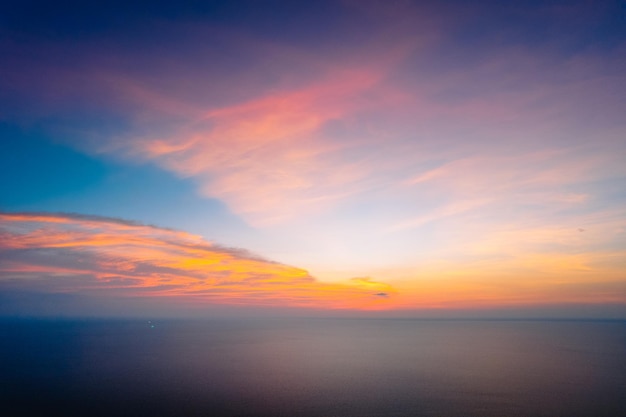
[1,318,625,416]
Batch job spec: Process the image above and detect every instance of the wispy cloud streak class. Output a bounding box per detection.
[0,212,393,308]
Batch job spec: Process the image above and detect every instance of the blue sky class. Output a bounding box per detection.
[1,0,625,317]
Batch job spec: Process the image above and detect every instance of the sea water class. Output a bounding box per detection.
[1,318,625,416]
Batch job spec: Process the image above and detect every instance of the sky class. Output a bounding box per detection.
[1,0,625,318]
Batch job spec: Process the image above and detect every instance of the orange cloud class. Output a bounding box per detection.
[0,212,393,309]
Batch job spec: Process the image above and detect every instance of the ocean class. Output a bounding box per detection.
[1,318,625,416]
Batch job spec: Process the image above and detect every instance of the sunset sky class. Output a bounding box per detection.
[1,0,625,317]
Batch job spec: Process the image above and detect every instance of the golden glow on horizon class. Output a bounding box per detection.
[2,212,624,311]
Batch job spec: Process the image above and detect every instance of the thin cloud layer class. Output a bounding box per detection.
[2,2,624,229]
[133,66,391,225]
[114,18,625,230]
[0,212,393,308]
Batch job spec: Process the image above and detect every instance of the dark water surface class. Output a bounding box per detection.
[1,318,625,416]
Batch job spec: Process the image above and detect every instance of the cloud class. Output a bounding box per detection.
[0,212,393,309]
[112,30,625,230]
[2,3,624,231]
[130,66,390,226]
